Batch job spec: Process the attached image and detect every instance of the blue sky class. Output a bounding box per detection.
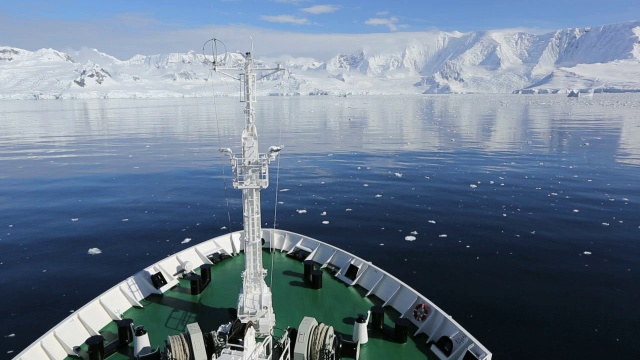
[1,0,637,59]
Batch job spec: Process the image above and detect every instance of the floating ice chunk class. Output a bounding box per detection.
[322,221,329,225]
[375,194,382,197]
[221,226,227,230]
[622,197,629,201]
[122,218,129,222]
[71,218,79,222]
[395,172,402,177]
[573,209,579,213]
[279,189,290,192]
[5,333,15,337]
[469,184,477,188]
[363,184,369,187]
[489,181,494,184]
[428,220,436,224]
[601,223,609,226]
[410,231,418,235]
[379,243,384,246]
[583,251,592,255]
[87,248,102,255]
[320,211,327,216]
[405,236,416,241]
[181,238,192,244]
[345,208,352,211]
[296,209,307,214]
[8,225,12,228]
[438,234,447,238]
[466,245,470,248]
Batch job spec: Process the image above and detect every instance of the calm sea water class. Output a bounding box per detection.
[1,95,639,359]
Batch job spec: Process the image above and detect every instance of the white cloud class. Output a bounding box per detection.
[0,11,443,61]
[365,17,400,31]
[301,5,339,14]
[261,15,311,25]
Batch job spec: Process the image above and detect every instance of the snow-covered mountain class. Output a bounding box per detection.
[2,21,639,99]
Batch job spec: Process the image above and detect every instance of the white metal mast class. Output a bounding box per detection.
[216,50,283,337]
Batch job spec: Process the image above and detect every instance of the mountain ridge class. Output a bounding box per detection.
[1,20,639,99]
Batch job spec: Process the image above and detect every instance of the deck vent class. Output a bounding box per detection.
[208,252,231,264]
[287,248,311,262]
[311,270,323,290]
[435,335,454,357]
[371,305,385,332]
[394,318,410,344]
[150,272,167,289]
[336,335,359,360]
[303,260,314,284]
[86,335,104,360]
[344,263,359,281]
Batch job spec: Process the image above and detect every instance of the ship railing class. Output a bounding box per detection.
[231,156,270,189]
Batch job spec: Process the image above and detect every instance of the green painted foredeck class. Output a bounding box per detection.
[81,252,434,359]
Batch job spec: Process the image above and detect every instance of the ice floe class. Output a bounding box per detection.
[439,234,447,238]
[87,248,102,255]
[181,238,192,244]
[583,251,592,255]
[71,218,79,222]
[320,211,327,216]
[395,172,402,177]
[375,194,382,197]
[470,184,477,188]
[428,220,436,224]
[322,221,329,224]
[296,209,307,214]
[405,236,416,241]
[279,189,290,192]
[410,231,418,235]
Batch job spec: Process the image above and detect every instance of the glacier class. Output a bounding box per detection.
[1,21,639,99]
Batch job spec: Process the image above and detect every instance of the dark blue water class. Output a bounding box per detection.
[1,95,639,359]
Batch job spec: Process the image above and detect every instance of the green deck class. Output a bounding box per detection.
[72,252,434,359]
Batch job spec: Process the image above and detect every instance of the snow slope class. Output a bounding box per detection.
[1,21,639,99]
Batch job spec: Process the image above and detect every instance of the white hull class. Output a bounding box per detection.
[14,229,491,360]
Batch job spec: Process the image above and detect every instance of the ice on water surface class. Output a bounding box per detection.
[87,248,102,255]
